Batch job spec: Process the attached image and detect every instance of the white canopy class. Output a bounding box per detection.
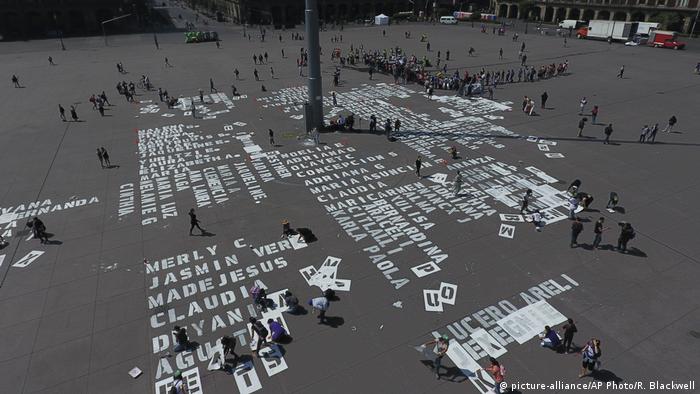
[375,14,389,25]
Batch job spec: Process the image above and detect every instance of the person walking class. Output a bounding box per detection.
[58,104,66,121]
[422,335,449,379]
[369,67,373,80]
[617,65,625,78]
[12,75,20,88]
[254,68,259,81]
[562,318,578,353]
[647,123,659,143]
[210,78,217,93]
[591,105,599,124]
[309,294,330,324]
[165,57,172,67]
[577,118,587,137]
[199,88,204,103]
[587,217,604,249]
[234,68,240,80]
[603,123,613,144]
[480,357,505,393]
[188,208,205,235]
[248,317,269,357]
[97,148,105,168]
[639,125,649,143]
[571,218,583,247]
[311,128,320,145]
[663,115,677,133]
[540,91,548,109]
[531,210,544,232]
[452,171,463,197]
[70,105,79,121]
[48,56,55,65]
[579,97,587,115]
[100,147,111,167]
[579,339,602,378]
[616,222,635,253]
[270,67,275,79]
[415,155,422,178]
[394,119,401,133]
[332,91,337,106]
[268,129,275,146]
[499,48,503,59]
[521,189,532,213]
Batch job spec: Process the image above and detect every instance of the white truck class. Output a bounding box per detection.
[576,20,638,42]
[635,22,659,36]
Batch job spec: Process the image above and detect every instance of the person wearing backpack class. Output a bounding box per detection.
[579,338,601,378]
[616,222,635,253]
[169,370,189,394]
[249,317,269,357]
[480,357,505,393]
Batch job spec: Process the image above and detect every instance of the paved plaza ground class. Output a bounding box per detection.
[1,13,700,394]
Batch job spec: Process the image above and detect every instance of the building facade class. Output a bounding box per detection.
[194,0,469,27]
[491,0,700,33]
[0,0,146,40]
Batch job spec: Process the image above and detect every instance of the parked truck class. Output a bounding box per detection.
[648,30,686,49]
[635,22,659,36]
[558,19,586,29]
[576,20,638,41]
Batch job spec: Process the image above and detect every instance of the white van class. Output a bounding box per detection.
[440,16,457,25]
[558,19,585,29]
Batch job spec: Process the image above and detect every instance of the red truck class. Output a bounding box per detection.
[648,30,686,49]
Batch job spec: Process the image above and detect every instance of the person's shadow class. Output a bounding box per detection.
[322,316,344,328]
[591,369,623,383]
[199,230,216,237]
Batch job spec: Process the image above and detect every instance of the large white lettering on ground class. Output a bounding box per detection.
[12,250,45,268]
[1,196,100,240]
[425,274,579,393]
[299,256,351,292]
[146,240,305,393]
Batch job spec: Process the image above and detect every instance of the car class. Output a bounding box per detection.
[624,41,640,46]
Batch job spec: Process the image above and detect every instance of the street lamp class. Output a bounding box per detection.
[53,13,66,50]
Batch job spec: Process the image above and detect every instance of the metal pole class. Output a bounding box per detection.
[305,0,324,129]
[691,8,699,38]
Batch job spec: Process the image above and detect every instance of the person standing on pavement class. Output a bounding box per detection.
[647,123,659,143]
[499,48,503,59]
[100,147,111,167]
[171,370,189,394]
[188,208,205,235]
[521,189,532,213]
[452,171,463,197]
[562,318,578,353]
[591,105,599,124]
[603,123,613,144]
[577,118,587,137]
[616,222,635,253]
[569,196,579,220]
[639,125,650,142]
[415,155,422,178]
[579,339,602,378]
[423,335,449,380]
[97,148,104,168]
[592,217,605,249]
[58,104,66,121]
[254,69,259,81]
[571,217,583,247]
[248,317,269,357]
[541,91,548,109]
[210,78,217,93]
[70,105,79,121]
[579,97,587,115]
[663,115,677,133]
[394,119,401,133]
[268,129,275,146]
[617,65,625,78]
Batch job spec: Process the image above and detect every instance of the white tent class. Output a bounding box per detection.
[374,14,389,26]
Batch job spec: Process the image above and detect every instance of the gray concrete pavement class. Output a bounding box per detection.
[1,20,699,394]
